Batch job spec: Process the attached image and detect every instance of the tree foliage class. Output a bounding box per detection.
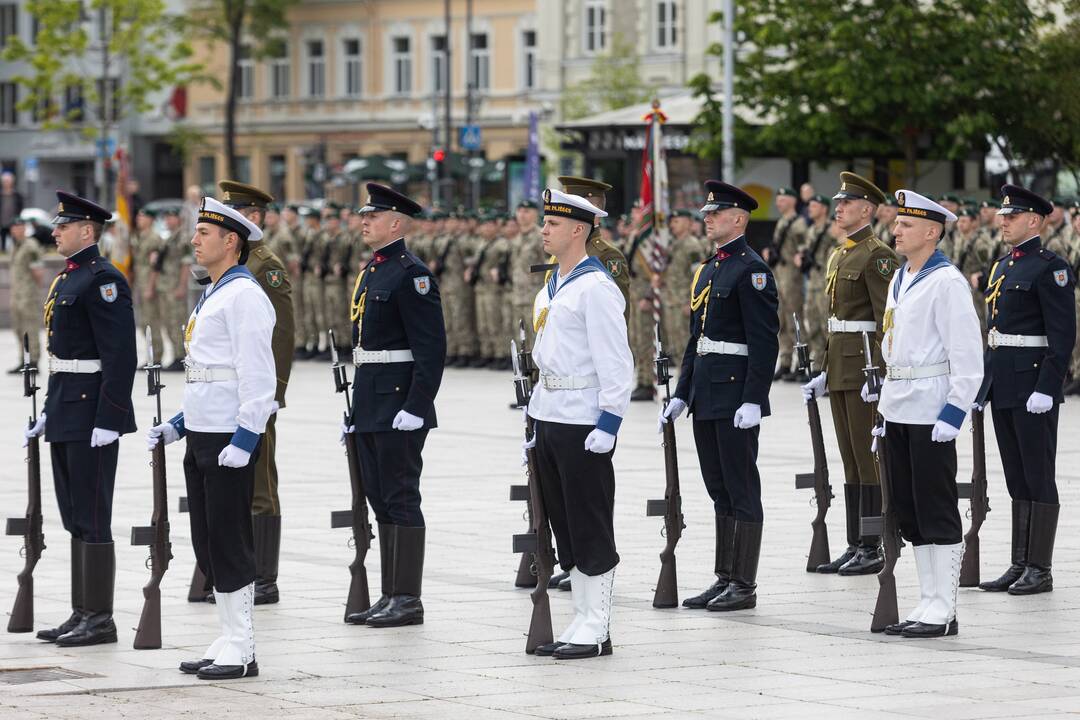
[690,0,1054,187]
[561,33,655,121]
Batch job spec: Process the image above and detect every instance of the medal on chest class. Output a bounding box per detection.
[883,307,895,355]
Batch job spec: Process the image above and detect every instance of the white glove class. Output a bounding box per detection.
[339,420,355,446]
[971,401,984,412]
[584,428,616,454]
[871,421,887,452]
[271,401,280,415]
[218,444,252,468]
[801,373,827,404]
[521,433,536,466]
[931,420,960,443]
[391,410,424,431]
[146,421,179,450]
[1026,391,1053,414]
[733,403,762,430]
[90,427,120,448]
[22,412,46,448]
[860,381,879,403]
[658,397,687,433]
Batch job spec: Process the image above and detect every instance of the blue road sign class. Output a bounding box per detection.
[459,125,482,151]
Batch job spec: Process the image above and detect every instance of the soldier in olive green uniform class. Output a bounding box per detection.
[661,209,708,367]
[556,177,630,313]
[802,172,898,576]
[279,206,306,356]
[7,217,44,371]
[220,180,296,605]
[510,200,545,348]
[1043,198,1074,258]
[794,195,834,368]
[978,199,1002,253]
[953,206,995,329]
[624,202,660,399]
[937,194,962,261]
[264,204,297,269]
[130,208,164,364]
[765,188,809,379]
[467,212,506,367]
[152,209,190,370]
[874,196,898,248]
[320,208,349,356]
[432,213,477,365]
[298,208,324,356]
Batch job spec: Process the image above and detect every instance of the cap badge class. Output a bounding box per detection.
[1004,196,1011,205]
[897,191,906,206]
[707,192,714,201]
[840,183,847,192]
[58,203,65,212]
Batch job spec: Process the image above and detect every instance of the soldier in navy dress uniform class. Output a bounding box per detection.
[978,185,1076,596]
[342,184,446,629]
[23,191,137,647]
[661,181,780,612]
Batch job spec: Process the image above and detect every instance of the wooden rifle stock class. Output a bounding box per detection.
[793,317,832,572]
[519,415,554,653]
[959,409,988,587]
[8,336,43,634]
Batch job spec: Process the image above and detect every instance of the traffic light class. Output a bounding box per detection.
[432,148,446,163]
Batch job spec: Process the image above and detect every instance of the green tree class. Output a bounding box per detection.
[690,0,1052,187]
[189,0,298,179]
[561,33,655,120]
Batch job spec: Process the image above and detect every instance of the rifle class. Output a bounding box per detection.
[510,338,555,653]
[958,409,989,586]
[510,321,538,588]
[793,314,832,572]
[328,329,373,621]
[646,322,685,608]
[6,333,44,633]
[132,326,173,649]
[860,331,900,632]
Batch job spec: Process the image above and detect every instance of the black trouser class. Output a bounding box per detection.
[884,422,962,546]
[353,429,428,527]
[533,420,618,576]
[50,440,119,543]
[991,405,1059,504]
[184,431,259,593]
[692,418,763,522]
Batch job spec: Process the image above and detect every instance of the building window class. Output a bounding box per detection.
[468,33,489,92]
[0,82,16,126]
[198,156,216,192]
[392,36,411,95]
[656,1,677,49]
[269,41,290,99]
[0,4,16,50]
[32,93,53,124]
[306,39,325,98]
[269,154,286,202]
[522,30,537,90]
[584,0,606,54]
[430,35,447,94]
[64,83,84,123]
[235,156,251,184]
[237,43,254,100]
[342,37,362,97]
[96,77,120,123]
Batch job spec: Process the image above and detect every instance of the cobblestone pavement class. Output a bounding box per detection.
[1,333,1079,719]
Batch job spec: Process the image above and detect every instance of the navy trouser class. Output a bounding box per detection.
[353,429,428,527]
[51,440,118,543]
[692,419,763,522]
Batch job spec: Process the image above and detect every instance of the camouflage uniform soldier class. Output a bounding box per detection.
[624,202,659,399]
[466,213,504,367]
[433,213,477,366]
[152,209,190,370]
[298,208,323,356]
[1042,198,1074,258]
[978,199,1003,253]
[764,188,809,379]
[305,209,333,358]
[937,194,962,260]
[7,217,44,371]
[264,205,297,266]
[510,200,545,347]
[129,208,164,363]
[953,206,996,329]
[874,196,898,248]
[1066,201,1080,395]
[795,195,834,367]
[661,209,709,365]
[801,172,898,576]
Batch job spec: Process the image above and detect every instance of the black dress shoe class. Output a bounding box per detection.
[552,638,612,660]
[629,386,655,401]
[706,581,756,611]
[55,613,117,647]
[254,580,279,605]
[682,579,727,609]
[532,641,565,657]
[557,574,572,591]
[197,660,259,680]
[205,591,216,604]
[883,620,915,636]
[838,545,884,576]
[7,365,23,375]
[36,612,84,642]
[548,571,569,589]
[345,596,390,625]
[978,564,1024,591]
[1008,566,1053,595]
[365,595,424,627]
[816,546,857,574]
[901,619,958,638]
[179,658,214,674]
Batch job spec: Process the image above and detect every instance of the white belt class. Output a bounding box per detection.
[827,317,877,333]
[352,347,415,365]
[886,361,951,381]
[987,329,1049,349]
[185,366,239,383]
[539,373,599,391]
[697,337,749,356]
[48,357,102,374]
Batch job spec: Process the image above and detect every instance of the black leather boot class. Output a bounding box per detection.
[253,515,281,605]
[346,523,393,624]
[57,542,117,646]
[684,515,735,608]
[980,500,1030,591]
[548,570,570,589]
[839,485,884,576]
[1009,501,1057,595]
[707,521,761,611]
[179,659,214,674]
[557,573,572,591]
[38,538,85,642]
[366,526,425,627]
[188,563,211,602]
[816,485,859,573]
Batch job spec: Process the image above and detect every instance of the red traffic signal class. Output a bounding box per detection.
[432,148,446,163]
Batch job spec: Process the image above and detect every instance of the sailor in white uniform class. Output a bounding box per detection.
[877,189,983,638]
[527,188,633,660]
[147,197,276,679]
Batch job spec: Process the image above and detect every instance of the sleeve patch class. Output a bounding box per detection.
[605,259,623,277]
[266,269,283,288]
[413,275,431,295]
[99,282,118,303]
[750,272,768,290]
[1054,269,1069,287]
[876,258,896,277]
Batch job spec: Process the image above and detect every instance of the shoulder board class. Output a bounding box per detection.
[254,246,271,260]
[397,253,417,268]
[90,259,111,275]
[1037,248,1056,262]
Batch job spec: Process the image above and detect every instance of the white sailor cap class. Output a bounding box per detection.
[894,189,957,225]
[542,188,608,223]
[197,196,263,242]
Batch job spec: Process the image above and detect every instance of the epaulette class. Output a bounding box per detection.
[1037,248,1056,261]
[90,258,109,274]
[254,246,270,260]
[397,253,416,268]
